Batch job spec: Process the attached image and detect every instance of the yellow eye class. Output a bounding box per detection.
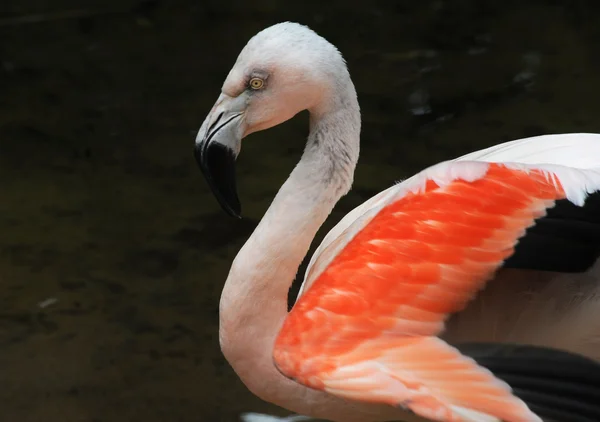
[249,77,265,90]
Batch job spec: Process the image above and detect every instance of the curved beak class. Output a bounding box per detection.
[195,94,246,219]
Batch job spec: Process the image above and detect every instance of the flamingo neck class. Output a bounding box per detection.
[218,80,360,402]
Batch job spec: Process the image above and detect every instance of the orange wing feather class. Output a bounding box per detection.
[273,163,570,422]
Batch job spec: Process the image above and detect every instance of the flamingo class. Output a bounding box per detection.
[194,22,600,422]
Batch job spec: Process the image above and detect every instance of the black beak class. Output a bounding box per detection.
[195,140,242,219]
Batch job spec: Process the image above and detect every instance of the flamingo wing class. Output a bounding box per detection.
[273,160,600,422]
[298,133,600,298]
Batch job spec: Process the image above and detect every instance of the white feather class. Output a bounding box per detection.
[449,406,501,422]
[240,413,314,422]
[454,133,600,168]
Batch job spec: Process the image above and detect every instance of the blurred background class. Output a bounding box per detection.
[1,1,600,421]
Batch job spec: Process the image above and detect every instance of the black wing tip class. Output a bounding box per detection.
[504,191,600,273]
[458,342,600,422]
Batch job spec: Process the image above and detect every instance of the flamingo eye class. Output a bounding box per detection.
[249,77,265,90]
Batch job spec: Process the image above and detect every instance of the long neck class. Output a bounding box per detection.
[219,81,360,397]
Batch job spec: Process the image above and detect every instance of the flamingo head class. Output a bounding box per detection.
[194,22,347,218]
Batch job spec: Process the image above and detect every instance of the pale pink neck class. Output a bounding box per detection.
[217,83,367,416]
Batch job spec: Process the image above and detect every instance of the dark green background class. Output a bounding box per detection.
[1,1,600,421]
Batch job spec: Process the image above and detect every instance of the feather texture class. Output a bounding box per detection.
[299,133,600,299]
[275,161,600,421]
[457,343,600,422]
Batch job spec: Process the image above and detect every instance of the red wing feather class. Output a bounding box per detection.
[273,163,575,421]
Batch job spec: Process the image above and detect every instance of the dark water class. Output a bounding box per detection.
[1,1,600,421]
